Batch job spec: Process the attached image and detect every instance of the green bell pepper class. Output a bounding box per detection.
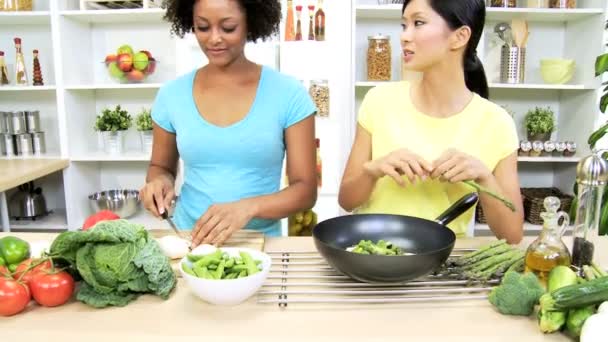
[0,236,30,269]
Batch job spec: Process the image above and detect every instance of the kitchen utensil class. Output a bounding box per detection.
[258,248,495,307]
[88,189,141,218]
[161,211,192,250]
[494,22,510,42]
[501,45,526,83]
[25,110,40,133]
[511,19,528,47]
[9,181,48,219]
[312,193,478,283]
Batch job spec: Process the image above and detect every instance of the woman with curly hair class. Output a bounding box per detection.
[140,0,317,246]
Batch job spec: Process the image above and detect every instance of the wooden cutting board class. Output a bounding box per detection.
[149,229,266,276]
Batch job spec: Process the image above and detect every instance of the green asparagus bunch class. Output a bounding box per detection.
[444,240,524,281]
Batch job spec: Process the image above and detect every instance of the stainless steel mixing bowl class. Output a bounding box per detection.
[88,189,141,218]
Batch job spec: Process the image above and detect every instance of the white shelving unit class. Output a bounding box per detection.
[2,0,605,236]
[352,0,607,236]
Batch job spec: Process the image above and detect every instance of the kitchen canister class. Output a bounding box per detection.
[0,133,6,155]
[15,133,33,156]
[10,111,26,134]
[500,46,526,84]
[25,110,40,133]
[0,111,8,133]
[32,131,46,155]
[4,133,15,156]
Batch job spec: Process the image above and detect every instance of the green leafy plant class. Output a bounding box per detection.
[524,106,555,136]
[135,108,153,131]
[94,105,132,132]
[588,34,608,149]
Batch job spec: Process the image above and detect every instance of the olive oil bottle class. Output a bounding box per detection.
[525,197,572,284]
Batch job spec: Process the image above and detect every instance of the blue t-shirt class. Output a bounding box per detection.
[151,66,316,236]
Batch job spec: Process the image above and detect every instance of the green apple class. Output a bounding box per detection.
[116,44,134,56]
[133,52,149,71]
[108,62,124,79]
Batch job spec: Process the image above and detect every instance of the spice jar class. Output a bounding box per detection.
[526,0,549,7]
[571,152,608,273]
[530,141,544,157]
[543,141,556,156]
[519,141,532,156]
[367,34,391,81]
[554,141,567,157]
[309,80,329,117]
[489,0,516,7]
[564,141,577,157]
[550,0,576,8]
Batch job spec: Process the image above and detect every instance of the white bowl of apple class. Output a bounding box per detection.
[104,44,158,84]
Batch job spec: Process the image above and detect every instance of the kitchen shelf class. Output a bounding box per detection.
[355,82,593,90]
[9,209,68,231]
[60,8,166,24]
[0,11,51,25]
[0,85,56,92]
[64,83,163,90]
[355,5,603,22]
[518,156,581,163]
[71,151,150,162]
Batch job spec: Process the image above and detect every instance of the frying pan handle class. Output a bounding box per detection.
[435,193,479,226]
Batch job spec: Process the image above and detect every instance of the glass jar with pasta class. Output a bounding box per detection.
[367,34,391,81]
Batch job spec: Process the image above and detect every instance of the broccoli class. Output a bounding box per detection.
[488,271,545,316]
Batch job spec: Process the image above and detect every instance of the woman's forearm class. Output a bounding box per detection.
[146,164,176,185]
[338,162,378,212]
[243,179,317,220]
[477,175,524,244]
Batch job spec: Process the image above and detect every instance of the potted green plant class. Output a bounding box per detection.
[524,106,555,142]
[94,105,132,154]
[135,107,153,153]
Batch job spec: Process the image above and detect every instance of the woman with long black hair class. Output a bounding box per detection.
[339,0,523,243]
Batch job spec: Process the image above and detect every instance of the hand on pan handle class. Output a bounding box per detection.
[431,149,491,183]
[140,175,175,218]
[363,148,433,186]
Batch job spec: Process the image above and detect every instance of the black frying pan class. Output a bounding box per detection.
[312,193,478,283]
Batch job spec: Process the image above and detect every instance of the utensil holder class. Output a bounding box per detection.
[500,45,526,84]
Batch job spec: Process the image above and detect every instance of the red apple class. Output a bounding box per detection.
[117,53,133,72]
[126,69,145,82]
[144,57,157,74]
[104,54,117,66]
[139,50,153,59]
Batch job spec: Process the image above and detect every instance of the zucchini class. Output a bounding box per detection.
[549,276,608,310]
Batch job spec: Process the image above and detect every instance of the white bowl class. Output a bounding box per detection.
[179,247,272,306]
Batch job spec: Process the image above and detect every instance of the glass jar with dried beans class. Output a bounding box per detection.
[367,34,391,81]
[309,80,330,117]
[489,0,516,7]
[550,0,576,8]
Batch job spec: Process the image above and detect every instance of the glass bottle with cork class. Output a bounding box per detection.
[307,4,315,40]
[571,151,608,274]
[0,51,9,85]
[13,37,28,86]
[284,0,295,41]
[524,196,572,284]
[295,5,303,41]
[314,0,325,41]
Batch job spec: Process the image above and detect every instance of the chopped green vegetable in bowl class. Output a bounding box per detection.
[346,240,414,256]
[179,246,271,306]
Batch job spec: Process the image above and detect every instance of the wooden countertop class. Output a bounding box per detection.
[0,158,69,192]
[2,234,607,341]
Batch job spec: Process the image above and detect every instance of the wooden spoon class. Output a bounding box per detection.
[511,19,528,48]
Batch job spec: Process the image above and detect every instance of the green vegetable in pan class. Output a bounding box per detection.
[346,240,413,256]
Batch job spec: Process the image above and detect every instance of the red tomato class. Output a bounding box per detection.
[0,278,30,316]
[82,210,120,230]
[30,271,74,307]
[13,259,52,285]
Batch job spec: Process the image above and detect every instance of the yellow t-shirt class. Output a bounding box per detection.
[357,82,519,236]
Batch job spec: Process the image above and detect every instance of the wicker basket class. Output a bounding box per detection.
[522,187,574,225]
